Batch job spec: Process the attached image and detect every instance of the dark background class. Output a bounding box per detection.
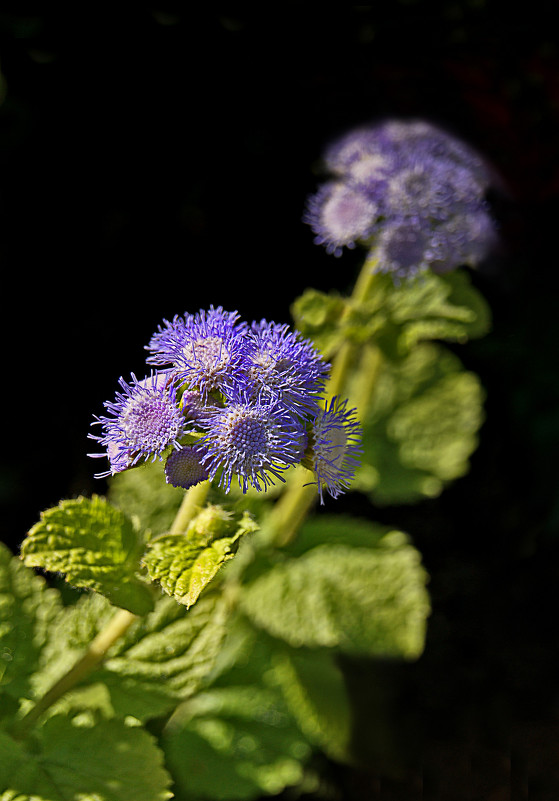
[1,4,559,798]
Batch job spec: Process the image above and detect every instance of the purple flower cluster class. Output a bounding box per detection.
[304,118,499,279]
[89,307,361,503]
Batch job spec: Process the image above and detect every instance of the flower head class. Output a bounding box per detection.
[303,396,362,504]
[165,445,209,489]
[88,372,187,477]
[304,181,379,257]
[306,117,499,276]
[146,306,247,399]
[240,319,330,414]
[197,393,305,493]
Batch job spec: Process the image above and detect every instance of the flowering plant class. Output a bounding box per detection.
[1,119,498,800]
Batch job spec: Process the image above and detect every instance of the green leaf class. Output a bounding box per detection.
[355,267,491,357]
[30,591,230,723]
[239,519,430,659]
[0,542,62,702]
[143,506,257,608]
[0,716,172,801]
[108,460,184,536]
[271,647,352,763]
[98,592,231,720]
[292,267,490,361]
[290,288,347,357]
[162,618,313,801]
[20,496,154,615]
[29,592,115,701]
[353,342,485,504]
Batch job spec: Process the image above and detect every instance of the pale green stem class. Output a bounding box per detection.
[169,479,210,534]
[266,258,380,547]
[13,480,210,738]
[13,607,137,738]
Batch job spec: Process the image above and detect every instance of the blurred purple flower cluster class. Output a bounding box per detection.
[305,118,499,279]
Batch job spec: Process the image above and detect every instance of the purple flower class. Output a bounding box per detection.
[165,445,209,490]
[88,372,187,478]
[306,117,499,275]
[197,393,305,493]
[375,220,438,280]
[303,396,362,504]
[146,306,247,399]
[304,181,379,257]
[240,319,330,415]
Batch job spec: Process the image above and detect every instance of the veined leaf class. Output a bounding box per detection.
[0,716,172,801]
[30,591,230,723]
[292,268,490,361]
[352,342,485,504]
[354,266,491,357]
[0,542,62,702]
[162,617,312,801]
[108,460,184,536]
[143,507,257,608]
[271,647,352,763]
[290,287,347,358]
[20,496,154,615]
[240,520,430,660]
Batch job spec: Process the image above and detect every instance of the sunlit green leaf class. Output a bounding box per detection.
[162,618,313,801]
[142,506,257,608]
[240,518,430,659]
[20,496,154,615]
[0,716,172,801]
[0,542,62,701]
[108,460,184,536]
[271,647,352,763]
[30,591,230,723]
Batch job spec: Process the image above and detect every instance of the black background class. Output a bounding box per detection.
[1,4,559,798]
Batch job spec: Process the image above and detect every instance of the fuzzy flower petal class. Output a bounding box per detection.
[239,319,330,415]
[88,372,187,477]
[304,181,379,257]
[146,306,248,399]
[197,394,305,493]
[304,396,362,504]
[307,117,500,276]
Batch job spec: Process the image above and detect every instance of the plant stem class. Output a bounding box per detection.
[266,258,380,547]
[169,480,210,534]
[13,480,210,738]
[13,607,137,738]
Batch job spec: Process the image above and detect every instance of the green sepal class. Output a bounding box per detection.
[142,506,258,608]
[20,495,154,615]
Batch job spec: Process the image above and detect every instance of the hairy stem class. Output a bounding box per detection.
[14,480,209,738]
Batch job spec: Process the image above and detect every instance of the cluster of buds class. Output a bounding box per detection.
[304,118,499,279]
[89,307,361,503]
